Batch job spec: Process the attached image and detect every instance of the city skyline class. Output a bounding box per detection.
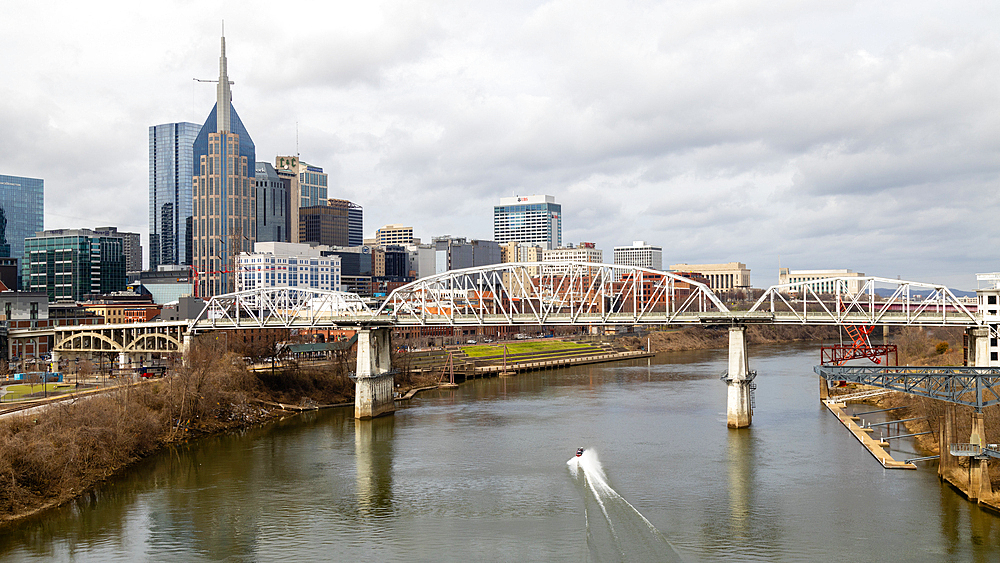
[1,2,998,289]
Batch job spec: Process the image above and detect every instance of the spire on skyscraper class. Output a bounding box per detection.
[217,27,232,133]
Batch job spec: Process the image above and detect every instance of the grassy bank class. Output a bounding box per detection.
[461,341,592,357]
[619,324,840,353]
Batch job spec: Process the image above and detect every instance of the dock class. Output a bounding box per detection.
[824,392,916,470]
[475,350,654,375]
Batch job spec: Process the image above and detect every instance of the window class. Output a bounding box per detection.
[991,296,998,305]
[29,303,38,320]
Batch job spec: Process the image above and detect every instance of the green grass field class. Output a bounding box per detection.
[460,341,592,358]
[1,383,75,401]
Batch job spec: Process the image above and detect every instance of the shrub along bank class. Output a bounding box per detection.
[0,336,362,527]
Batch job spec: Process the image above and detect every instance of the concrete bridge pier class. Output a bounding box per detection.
[354,327,395,420]
[724,326,754,429]
[969,411,993,502]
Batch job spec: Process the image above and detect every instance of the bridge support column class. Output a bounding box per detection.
[968,411,993,502]
[354,327,394,420]
[181,333,192,367]
[724,326,753,429]
[967,327,990,367]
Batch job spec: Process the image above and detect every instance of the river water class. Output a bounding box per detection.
[2,343,1000,562]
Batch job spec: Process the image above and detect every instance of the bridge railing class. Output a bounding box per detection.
[749,276,980,326]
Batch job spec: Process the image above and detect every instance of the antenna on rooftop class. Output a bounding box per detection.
[296,121,300,158]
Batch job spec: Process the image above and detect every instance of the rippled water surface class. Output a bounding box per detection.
[2,343,1000,562]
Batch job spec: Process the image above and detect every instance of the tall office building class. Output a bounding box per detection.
[299,204,349,247]
[494,195,561,250]
[328,199,363,246]
[255,162,290,243]
[0,174,44,285]
[148,122,199,269]
[275,156,328,208]
[613,241,663,271]
[23,229,126,301]
[192,33,256,297]
[375,224,415,246]
[94,227,142,273]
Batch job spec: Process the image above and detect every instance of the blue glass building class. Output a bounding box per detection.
[149,122,199,269]
[0,174,44,286]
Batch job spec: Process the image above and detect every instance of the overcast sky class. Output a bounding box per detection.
[1,0,998,289]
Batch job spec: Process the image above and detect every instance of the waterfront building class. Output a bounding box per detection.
[192,33,256,297]
[670,262,751,293]
[94,227,142,274]
[614,241,663,271]
[778,268,864,294]
[375,224,416,246]
[494,195,561,250]
[23,229,126,301]
[976,273,1000,367]
[0,174,44,285]
[148,122,199,269]
[255,162,290,243]
[237,242,341,292]
[327,198,363,246]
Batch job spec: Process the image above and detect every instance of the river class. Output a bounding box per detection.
[2,343,999,562]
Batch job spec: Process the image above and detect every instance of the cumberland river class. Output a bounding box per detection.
[2,343,1000,562]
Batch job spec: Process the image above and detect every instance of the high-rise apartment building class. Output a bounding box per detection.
[328,199,363,246]
[613,241,663,271]
[0,174,44,279]
[192,33,256,297]
[94,227,142,273]
[255,162,290,243]
[148,122,199,269]
[494,195,561,250]
[23,229,126,301]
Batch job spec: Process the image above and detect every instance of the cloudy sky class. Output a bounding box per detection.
[1,0,998,289]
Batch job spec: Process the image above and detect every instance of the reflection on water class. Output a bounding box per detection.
[355,416,395,517]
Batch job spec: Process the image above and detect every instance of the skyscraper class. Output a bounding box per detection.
[23,229,126,301]
[327,198,363,246]
[255,162,290,243]
[494,195,561,250]
[192,33,256,297]
[149,122,199,269]
[0,173,44,264]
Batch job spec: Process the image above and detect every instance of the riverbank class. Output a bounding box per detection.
[619,324,840,353]
[0,335,444,529]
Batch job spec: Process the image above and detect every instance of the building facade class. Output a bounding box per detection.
[543,242,603,264]
[148,122,199,269]
[94,227,142,274]
[22,229,126,301]
[255,162,290,243]
[777,268,865,294]
[276,156,328,209]
[238,242,341,292]
[375,224,415,246]
[300,204,350,247]
[0,174,44,286]
[432,236,502,273]
[192,34,256,297]
[494,195,561,250]
[613,241,663,271]
[327,199,363,246]
[670,262,751,292]
[500,241,543,264]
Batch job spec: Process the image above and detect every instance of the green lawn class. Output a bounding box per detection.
[1,383,74,401]
[461,341,592,358]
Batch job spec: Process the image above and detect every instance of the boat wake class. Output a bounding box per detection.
[567,449,683,563]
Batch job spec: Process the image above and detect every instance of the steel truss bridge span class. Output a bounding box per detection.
[815,365,1000,411]
[184,267,985,330]
[748,276,979,327]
